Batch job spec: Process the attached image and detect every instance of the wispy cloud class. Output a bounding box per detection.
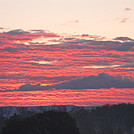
[114,17,129,23]
[124,8,132,11]
[69,20,79,23]
[120,18,129,23]
[61,20,80,26]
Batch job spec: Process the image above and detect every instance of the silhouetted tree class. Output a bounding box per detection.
[2,111,80,134]
[69,103,134,134]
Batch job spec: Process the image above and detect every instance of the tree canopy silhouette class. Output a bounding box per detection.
[2,110,80,134]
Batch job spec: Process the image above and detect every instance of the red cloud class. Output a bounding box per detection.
[124,8,132,11]
[0,29,134,106]
[120,18,129,23]
[0,29,59,45]
[114,17,129,23]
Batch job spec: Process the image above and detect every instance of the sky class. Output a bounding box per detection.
[0,0,134,106]
[0,0,134,38]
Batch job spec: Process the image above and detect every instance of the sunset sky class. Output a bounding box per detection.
[0,0,134,106]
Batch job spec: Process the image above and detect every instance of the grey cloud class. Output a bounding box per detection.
[4,29,29,35]
[1,73,134,92]
[0,74,78,86]
[53,73,134,89]
[30,29,45,32]
[78,39,133,52]
[0,36,6,38]
[125,69,134,71]
[8,37,31,41]
[120,64,134,68]
[113,44,133,51]
[0,84,48,92]
[17,83,49,91]
[113,37,134,42]
[100,41,134,51]
[118,42,134,51]
[0,27,4,29]
[1,47,32,52]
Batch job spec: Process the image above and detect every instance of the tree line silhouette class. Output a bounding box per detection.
[0,103,134,134]
[1,111,79,134]
[69,103,134,134]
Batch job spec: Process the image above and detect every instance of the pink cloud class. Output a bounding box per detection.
[114,17,129,23]
[120,18,129,23]
[69,20,79,23]
[0,28,134,101]
[61,20,79,26]
[124,8,132,11]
